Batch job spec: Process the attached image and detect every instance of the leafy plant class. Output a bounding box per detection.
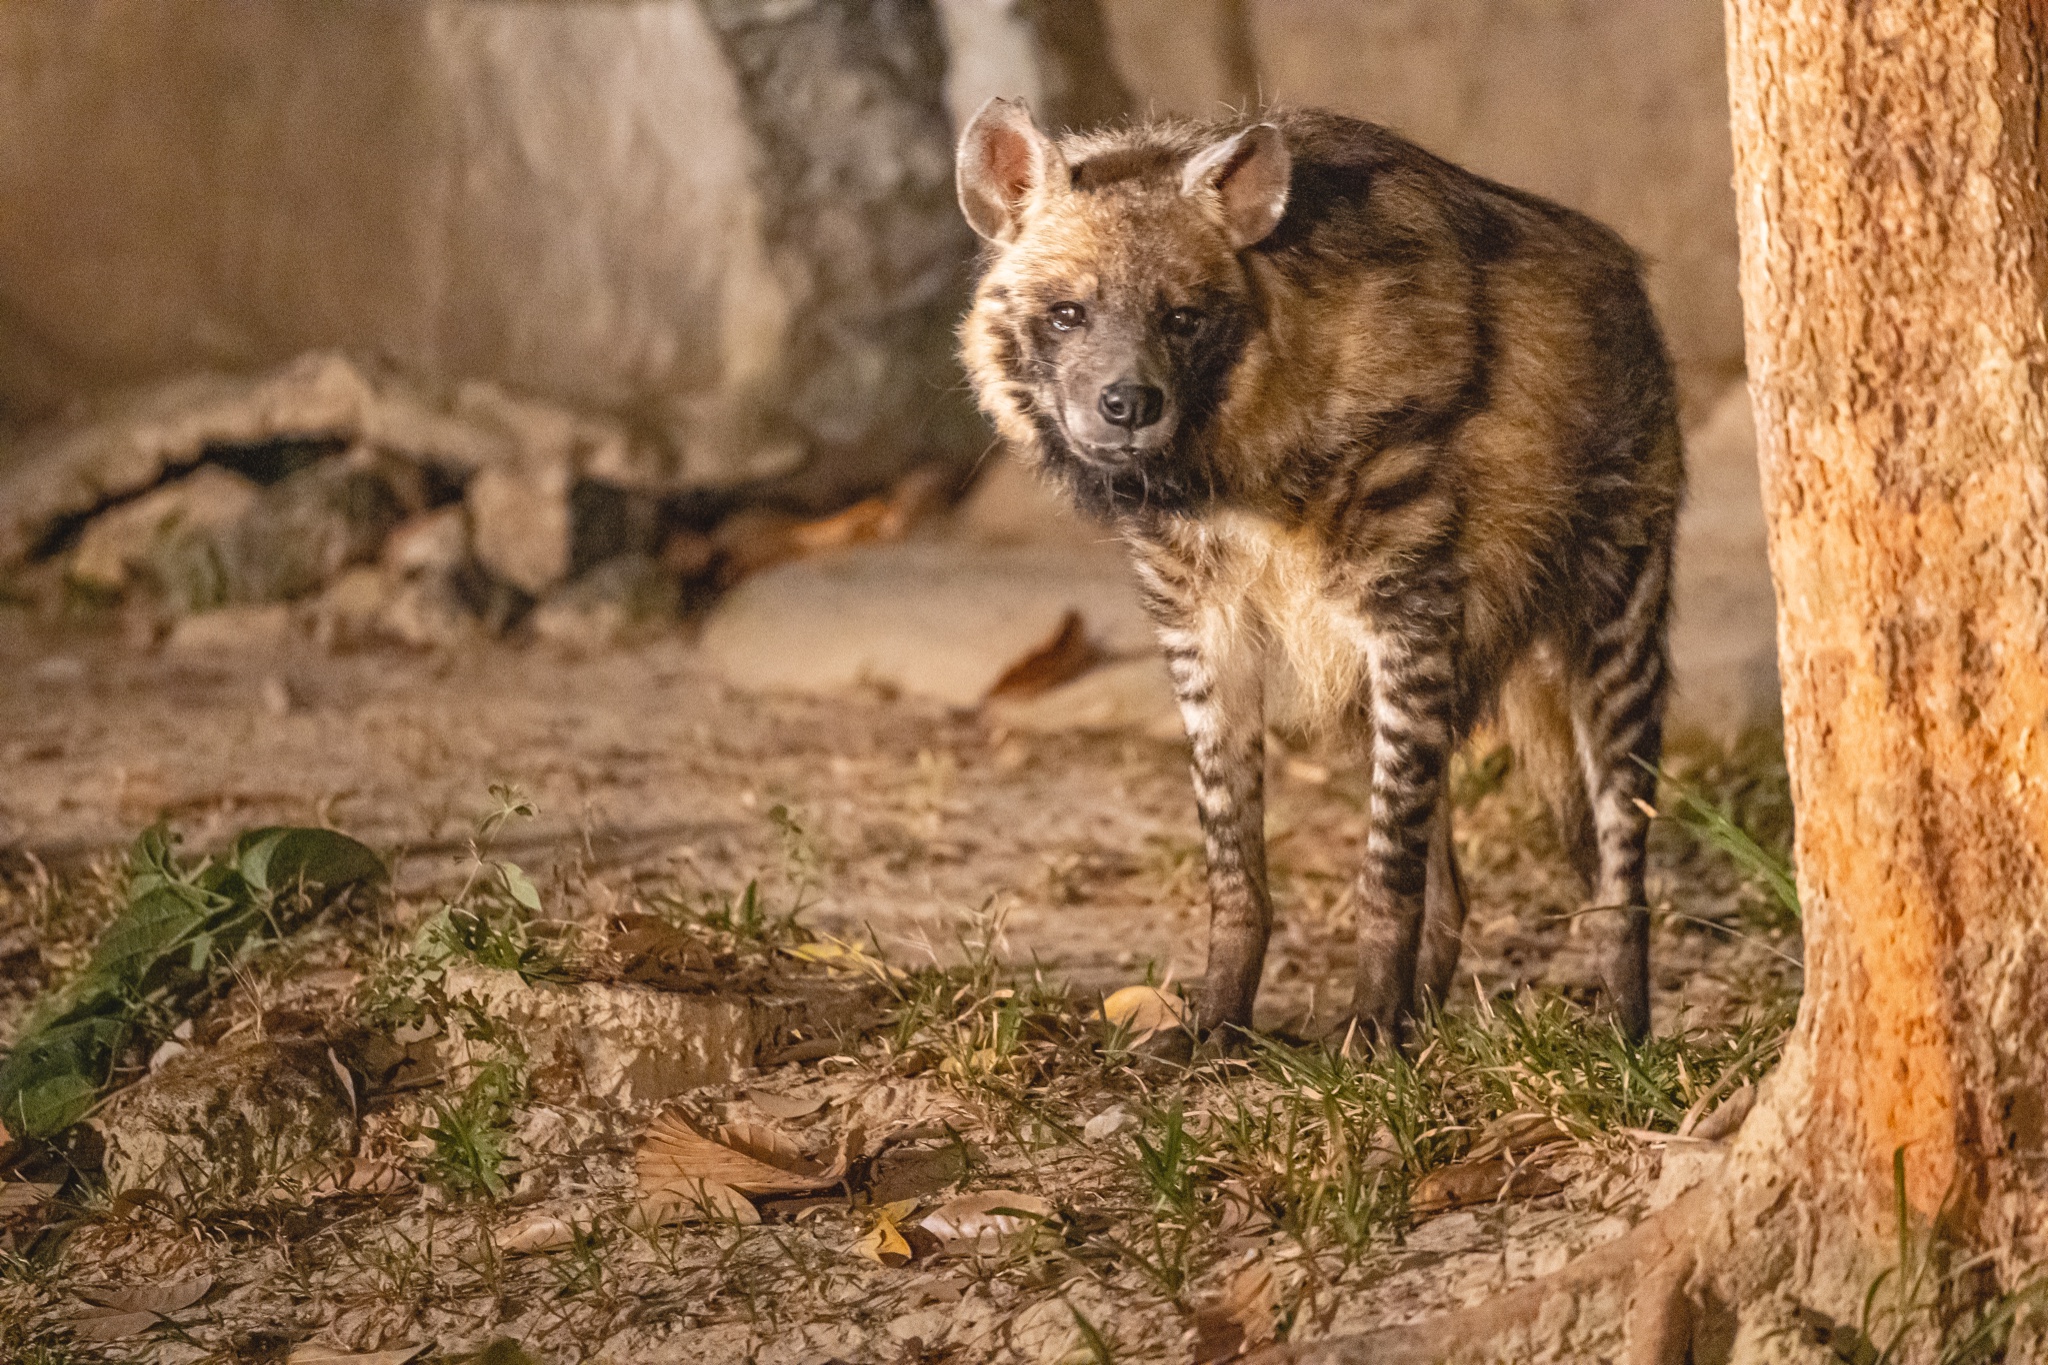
[1664,778,1800,923]
[423,1056,525,1200]
[0,823,382,1138]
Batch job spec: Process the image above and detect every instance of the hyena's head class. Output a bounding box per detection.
[956,99,1290,516]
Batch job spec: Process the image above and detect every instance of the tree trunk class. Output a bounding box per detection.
[1711,0,2048,1316]
[1257,3,2048,1360]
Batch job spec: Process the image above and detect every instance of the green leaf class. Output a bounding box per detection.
[231,827,384,895]
[1,1071,103,1140]
[76,884,218,999]
[0,1016,130,1138]
[498,863,542,914]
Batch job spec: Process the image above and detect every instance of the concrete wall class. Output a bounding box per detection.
[0,0,975,500]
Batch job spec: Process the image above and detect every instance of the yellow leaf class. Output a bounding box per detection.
[855,1201,914,1266]
[784,937,901,980]
[1097,984,1189,1035]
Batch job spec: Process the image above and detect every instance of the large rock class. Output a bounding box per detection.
[68,464,260,608]
[700,541,1155,709]
[439,964,866,1107]
[94,1038,359,1202]
[0,1,977,503]
[227,454,407,602]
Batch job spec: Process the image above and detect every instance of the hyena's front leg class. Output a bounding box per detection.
[1351,589,1460,1042]
[1159,606,1271,1035]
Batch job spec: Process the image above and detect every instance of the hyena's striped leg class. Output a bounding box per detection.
[1161,608,1271,1035]
[1413,791,1469,1011]
[1569,540,1674,1040]
[1351,589,1460,1042]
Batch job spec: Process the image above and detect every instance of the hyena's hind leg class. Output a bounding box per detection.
[1413,791,1469,1012]
[1568,538,1676,1040]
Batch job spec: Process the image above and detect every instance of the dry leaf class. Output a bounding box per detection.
[634,1178,761,1227]
[746,1089,828,1120]
[606,918,719,989]
[783,936,898,979]
[787,497,897,555]
[718,1121,808,1169]
[495,1212,583,1254]
[1082,1105,1135,1142]
[68,1310,161,1341]
[713,473,937,588]
[0,1180,60,1213]
[636,1109,859,1196]
[287,1346,428,1365]
[986,610,1102,701]
[1192,1256,1278,1361]
[856,1198,918,1266]
[311,1158,412,1197]
[1465,1111,1571,1162]
[1098,984,1190,1036]
[1409,1157,1564,1215]
[78,1274,212,1317]
[918,1190,1054,1256]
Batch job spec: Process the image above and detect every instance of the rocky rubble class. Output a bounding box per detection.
[0,351,955,654]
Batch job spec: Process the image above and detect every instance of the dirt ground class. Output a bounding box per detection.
[0,617,1801,1364]
[0,622,1789,1030]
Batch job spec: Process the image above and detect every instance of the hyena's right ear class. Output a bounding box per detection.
[957,97,1062,243]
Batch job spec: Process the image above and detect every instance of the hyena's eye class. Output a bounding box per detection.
[1163,307,1204,337]
[1048,302,1087,332]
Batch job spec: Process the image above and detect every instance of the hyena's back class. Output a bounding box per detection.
[1205,110,1683,709]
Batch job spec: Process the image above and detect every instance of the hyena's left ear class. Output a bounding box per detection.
[957,97,1063,243]
[1182,124,1291,249]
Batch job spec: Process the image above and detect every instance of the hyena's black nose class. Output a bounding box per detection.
[1098,381,1165,431]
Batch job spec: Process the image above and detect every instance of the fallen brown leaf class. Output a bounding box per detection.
[985,609,1102,701]
[78,1274,212,1317]
[712,469,943,589]
[287,1346,428,1365]
[68,1310,162,1341]
[0,1180,59,1213]
[746,1089,828,1121]
[310,1158,412,1197]
[605,917,719,989]
[718,1120,810,1169]
[495,1212,585,1254]
[634,1178,761,1228]
[917,1190,1054,1256]
[636,1109,859,1196]
[1464,1110,1572,1161]
[1192,1255,1278,1361]
[1409,1156,1564,1215]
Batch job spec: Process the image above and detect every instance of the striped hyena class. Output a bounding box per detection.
[956,101,1683,1041]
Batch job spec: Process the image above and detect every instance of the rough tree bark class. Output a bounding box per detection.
[1254,2,2048,1360]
